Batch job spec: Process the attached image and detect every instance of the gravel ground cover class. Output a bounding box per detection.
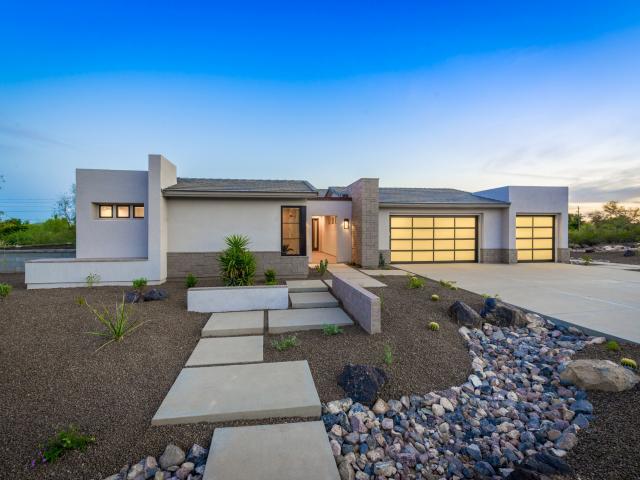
[570,250,640,266]
[264,274,479,402]
[564,342,640,480]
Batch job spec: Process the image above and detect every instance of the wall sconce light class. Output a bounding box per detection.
[343,218,350,229]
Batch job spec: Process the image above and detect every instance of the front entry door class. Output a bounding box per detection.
[312,218,319,251]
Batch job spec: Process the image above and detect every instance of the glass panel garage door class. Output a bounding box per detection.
[516,215,554,262]
[389,216,477,263]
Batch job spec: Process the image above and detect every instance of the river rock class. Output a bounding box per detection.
[159,444,185,469]
[560,359,640,391]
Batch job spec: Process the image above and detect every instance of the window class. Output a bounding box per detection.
[117,205,130,218]
[281,206,306,256]
[133,205,145,218]
[99,205,113,218]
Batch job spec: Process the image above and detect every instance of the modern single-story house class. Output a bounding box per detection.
[25,155,569,288]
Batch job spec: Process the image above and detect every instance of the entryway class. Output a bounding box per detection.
[310,214,338,264]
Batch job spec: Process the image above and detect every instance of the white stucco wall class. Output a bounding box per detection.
[76,168,148,259]
[307,200,352,263]
[476,186,569,251]
[378,207,506,250]
[167,198,306,252]
[147,155,176,281]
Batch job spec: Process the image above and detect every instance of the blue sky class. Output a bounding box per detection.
[1,1,640,220]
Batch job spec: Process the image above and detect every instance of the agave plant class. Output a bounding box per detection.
[218,234,257,286]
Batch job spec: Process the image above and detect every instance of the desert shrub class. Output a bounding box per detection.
[86,295,147,351]
[408,275,424,289]
[185,273,198,288]
[621,358,638,369]
[132,277,147,293]
[272,335,299,351]
[316,258,329,276]
[383,343,393,365]
[0,282,12,299]
[0,217,75,246]
[439,279,458,290]
[428,321,440,331]
[40,425,95,464]
[322,324,344,335]
[85,273,100,288]
[581,255,593,265]
[431,294,439,301]
[606,340,621,352]
[75,296,86,306]
[219,235,257,286]
[264,268,277,285]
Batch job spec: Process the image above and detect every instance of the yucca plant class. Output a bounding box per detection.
[218,235,257,286]
[86,295,147,351]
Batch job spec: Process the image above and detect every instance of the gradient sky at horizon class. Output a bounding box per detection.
[1,1,640,221]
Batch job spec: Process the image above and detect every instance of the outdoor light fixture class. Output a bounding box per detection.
[343,218,350,229]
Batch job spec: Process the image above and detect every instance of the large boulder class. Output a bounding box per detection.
[448,301,482,328]
[143,288,169,301]
[483,301,528,328]
[560,359,640,392]
[337,364,387,407]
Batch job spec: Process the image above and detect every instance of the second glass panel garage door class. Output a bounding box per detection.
[516,215,554,262]
[389,216,477,263]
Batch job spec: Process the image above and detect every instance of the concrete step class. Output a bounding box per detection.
[268,307,353,333]
[289,291,339,309]
[201,310,264,337]
[203,421,339,480]
[185,336,263,367]
[286,279,328,293]
[151,361,320,425]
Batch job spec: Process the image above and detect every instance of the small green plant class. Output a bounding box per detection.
[40,425,95,464]
[481,293,500,300]
[132,277,148,294]
[264,268,277,285]
[408,275,425,289]
[86,295,147,351]
[0,282,12,299]
[219,234,257,286]
[431,294,439,301]
[75,296,86,306]
[606,340,621,352]
[621,358,638,369]
[383,343,393,365]
[85,273,100,288]
[439,279,458,290]
[185,273,198,288]
[428,321,440,331]
[581,255,593,266]
[322,324,344,335]
[272,335,299,351]
[316,258,329,276]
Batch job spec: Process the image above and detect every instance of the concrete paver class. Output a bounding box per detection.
[201,310,264,337]
[398,263,640,343]
[185,336,263,367]
[286,279,328,293]
[269,307,353,333]
[151,361,320,425]
[290,291,339,309]
[360,269,407,276]
[203,421,339,480]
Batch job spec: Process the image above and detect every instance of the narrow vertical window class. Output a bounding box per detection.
[281,206,306,256]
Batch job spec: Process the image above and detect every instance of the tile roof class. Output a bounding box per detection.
[164,177,317,195]
[378,188,509,205]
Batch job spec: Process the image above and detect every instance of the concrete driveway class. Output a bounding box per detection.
[396,262,640,343]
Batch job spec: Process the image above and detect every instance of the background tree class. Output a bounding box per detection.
[568,212,582,230]
[54,184,76,224]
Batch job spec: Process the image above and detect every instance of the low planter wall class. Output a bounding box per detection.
[1,248,75,273]
[331,276,381,334]
[187,285,289,313]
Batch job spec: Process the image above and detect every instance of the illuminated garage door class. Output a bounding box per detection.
[389,216,477,263]
[516,215,555,262]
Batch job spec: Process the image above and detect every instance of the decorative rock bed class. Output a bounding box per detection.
[321,312,615,480]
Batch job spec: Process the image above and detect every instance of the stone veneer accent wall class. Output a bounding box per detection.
[557,248,570,263]
[167,252,308,279]
[479,249,517,264]
[348,178,380,268]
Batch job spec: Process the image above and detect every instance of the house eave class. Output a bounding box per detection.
[379,202,510,209]
[162,190,319,199]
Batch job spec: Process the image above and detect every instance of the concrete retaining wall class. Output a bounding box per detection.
[0,249,75,273]
[331,276,381,334]
[187,285,289,312]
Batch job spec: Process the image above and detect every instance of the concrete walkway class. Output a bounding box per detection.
[398,262,640,343]
[269,307,353,333]
[328,263,387,288]
[185,336,263,367]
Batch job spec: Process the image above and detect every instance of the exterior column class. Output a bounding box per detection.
[347,178,379,268]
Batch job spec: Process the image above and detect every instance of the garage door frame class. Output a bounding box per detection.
[389,215,478,264]
[515,214,555,263]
